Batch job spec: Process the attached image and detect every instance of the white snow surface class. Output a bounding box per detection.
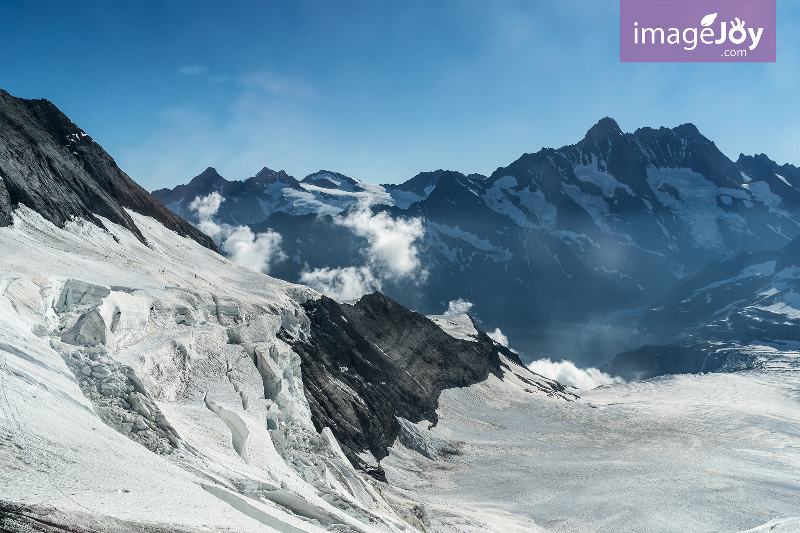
[694,260,777,293]
[0,206,425,533]
[744,181,792,217]
[427,313,479,342]
[383,368,800,532]
[647,167,751,253]
[573,164,634,197]
[481,176,538,230]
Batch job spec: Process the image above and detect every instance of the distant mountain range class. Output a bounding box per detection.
[154,118,800,366]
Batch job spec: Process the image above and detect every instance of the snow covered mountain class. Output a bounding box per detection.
[0,91,569,532]
[154,118,800,366]
[0,89,215,251]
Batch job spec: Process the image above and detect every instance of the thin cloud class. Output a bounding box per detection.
[178,64,207,76]
[300,206,426,301]
[527,359,624,390]
[189,192,286,274]
[238,71,317,101]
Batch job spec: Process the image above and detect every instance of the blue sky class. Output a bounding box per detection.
[1,0,798,191]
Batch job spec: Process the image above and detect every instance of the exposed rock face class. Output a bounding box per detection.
[284,292,527,476]
[601,344,724,381]
[737,153,800,213]
[0,90,216,251]
[152,166,305,226]
[635,235,800,344]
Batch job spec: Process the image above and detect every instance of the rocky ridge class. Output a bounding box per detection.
[0,89,216,250]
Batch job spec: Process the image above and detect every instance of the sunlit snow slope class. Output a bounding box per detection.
[0,203,578,533]
[0,206,433,532]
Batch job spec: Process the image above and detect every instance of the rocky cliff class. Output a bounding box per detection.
[0,90,216,250]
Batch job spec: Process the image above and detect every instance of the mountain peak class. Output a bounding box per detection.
[302,170,359,189]
[584,117,623,142]
[672,122,703,139]
[247,167,302,189]
[190,167,225,184]
[255,166,278,177]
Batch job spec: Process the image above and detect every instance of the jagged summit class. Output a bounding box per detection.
[737,153,800,210]
[248,167,302,190]
[582,116,624,144]
[383,169,446,195]
[0,90,216,250]
[190,166,226,186]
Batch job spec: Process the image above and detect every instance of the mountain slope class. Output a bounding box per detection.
[289,292,549,473]
[0,90,216,251]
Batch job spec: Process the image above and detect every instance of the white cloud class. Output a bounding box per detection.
[221,226,284,274]
[338,208,424,277]
[487,327,508,347]
[189,193,285,274]
[444,298,474,316]
[189,193,224,239]
[300,266,380,302]
[527,358,624,390]
[300,206,426,301]
[178,65,206,76]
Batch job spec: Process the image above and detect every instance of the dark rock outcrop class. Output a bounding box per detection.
[283,291,524,477]
[0,90,216,250]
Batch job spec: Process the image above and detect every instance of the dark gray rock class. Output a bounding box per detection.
[600,343,729,381]
[0,90,216,250]
[152,166,305,226]
[382,169,444,197]
[282,291,531,477]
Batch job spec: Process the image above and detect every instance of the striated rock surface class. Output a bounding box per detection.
[0,90,216,250]
[285,291,533,476]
